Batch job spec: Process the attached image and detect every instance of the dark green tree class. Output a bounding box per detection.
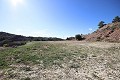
[75,34,82,40]
[98,21,105,28]
[112,16,120,23]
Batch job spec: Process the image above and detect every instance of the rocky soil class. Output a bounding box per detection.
[0,41,120,80]
[85,22,120,42]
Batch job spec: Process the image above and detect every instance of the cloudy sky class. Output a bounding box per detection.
[0,0,120,38]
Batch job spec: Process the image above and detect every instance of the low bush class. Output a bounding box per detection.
[8,41,27,47]
[0,41,27,47]
[75,34,84,40]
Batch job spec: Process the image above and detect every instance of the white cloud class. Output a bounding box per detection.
[89,28,92,31]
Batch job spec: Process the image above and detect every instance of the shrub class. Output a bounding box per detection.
[98,21,105,28]
[3,44,9,47]
[21,77,31,80]
[96,37,101,41]
[66,37,75,40]
[75,34,83,40]
[0,59,8,68]
[112,16,120,23]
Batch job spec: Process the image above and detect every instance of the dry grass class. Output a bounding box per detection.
[0,41,120,80]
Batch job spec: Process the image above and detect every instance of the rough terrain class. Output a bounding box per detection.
[0,41,120,80]
[85,22,120,42]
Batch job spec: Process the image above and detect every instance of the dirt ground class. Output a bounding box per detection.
[0,41,120,80]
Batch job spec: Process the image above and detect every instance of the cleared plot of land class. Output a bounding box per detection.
[0,41,120,80]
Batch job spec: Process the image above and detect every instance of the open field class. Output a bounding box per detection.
[0,41,120,80]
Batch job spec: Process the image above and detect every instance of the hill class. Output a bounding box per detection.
[85,22,120,42]
[0,32,63,47]
[0,32,27,47]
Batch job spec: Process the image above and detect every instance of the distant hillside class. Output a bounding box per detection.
[0,32,64,47]
[0,32,27,41]
[85,22,120,42]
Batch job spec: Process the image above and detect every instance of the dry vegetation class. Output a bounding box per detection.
[85,22,120,42]
[0,41,120,80]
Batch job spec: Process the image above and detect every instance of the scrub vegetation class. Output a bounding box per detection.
[0,41,120,80]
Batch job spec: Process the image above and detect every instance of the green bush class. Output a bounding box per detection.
[112,16,120,23]
[0,59,8,69]
[98,21,105,28]
[75,34,83,40]
[3,44,9,47]
[21,77,31,80]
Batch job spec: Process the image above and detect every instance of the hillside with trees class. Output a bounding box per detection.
[85,16,120,42]
[0,32,63,47]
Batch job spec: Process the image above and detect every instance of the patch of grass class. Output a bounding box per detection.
[69,63,80,68]
[22,67,31,71]
[0,58,8,69]
[0,41,81,69]
[21,77,31,80]
[80,53,88,58]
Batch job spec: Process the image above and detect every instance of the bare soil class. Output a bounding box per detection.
[0,41,120,80]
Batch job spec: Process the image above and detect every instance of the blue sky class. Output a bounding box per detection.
[0,0,120,38]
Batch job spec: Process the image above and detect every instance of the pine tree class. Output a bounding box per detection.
[112,16,120,23]
[98,21,105,28]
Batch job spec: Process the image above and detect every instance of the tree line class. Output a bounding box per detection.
[98,16,120,28]
[0,32,63,47]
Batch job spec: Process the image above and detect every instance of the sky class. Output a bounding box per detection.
[0,0,120,38]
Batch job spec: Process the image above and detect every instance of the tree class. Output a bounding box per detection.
[98,21,105,28]
[75,34,82,40]
[66,37,75,40]
[112,16,120,23]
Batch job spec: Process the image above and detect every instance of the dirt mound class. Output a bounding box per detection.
[85,22,120,42]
